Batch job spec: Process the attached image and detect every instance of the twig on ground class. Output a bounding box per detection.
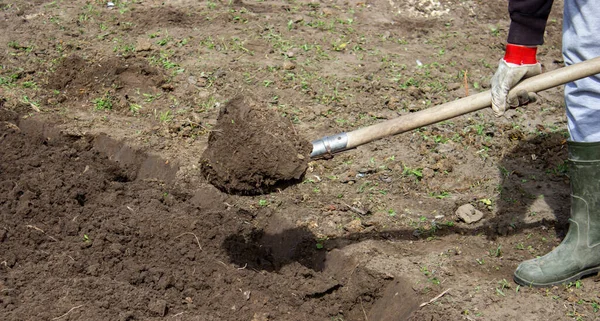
[348,263,360,281]
[51,305,84,320]
[26,225,58,242]
[463,70,469,96]
[171,312,185,318]
[342,202,368,216]
[419,288,451,308]
[28,102,40,112]
[176,119,221,132]
[359,296,369,321]
[174,232,202,251]
[290,122,298,136]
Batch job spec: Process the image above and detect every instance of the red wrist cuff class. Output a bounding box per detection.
[504,44,538,65]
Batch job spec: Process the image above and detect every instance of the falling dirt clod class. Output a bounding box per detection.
[201,96,312,194]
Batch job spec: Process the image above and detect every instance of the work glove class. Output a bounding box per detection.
[491,44,542,117]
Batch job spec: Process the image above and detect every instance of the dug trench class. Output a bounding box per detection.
[0,116,420,320]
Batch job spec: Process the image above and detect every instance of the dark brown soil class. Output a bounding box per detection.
[2,0,600,320]
[0,119,405,321]
[202,96,312,194]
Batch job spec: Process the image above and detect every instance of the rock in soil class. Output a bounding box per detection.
[201,95,312,194]
[456,204,484,224]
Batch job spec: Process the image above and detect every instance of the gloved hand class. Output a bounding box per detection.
[491,44,542,117]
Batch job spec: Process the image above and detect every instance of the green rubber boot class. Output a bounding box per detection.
[514,141,600,287]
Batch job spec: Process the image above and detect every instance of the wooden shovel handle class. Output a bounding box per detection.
[345,56,600,149]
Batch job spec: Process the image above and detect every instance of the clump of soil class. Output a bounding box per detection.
[202,96,312,194]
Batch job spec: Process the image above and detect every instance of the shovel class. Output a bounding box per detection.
[310,56,600,158]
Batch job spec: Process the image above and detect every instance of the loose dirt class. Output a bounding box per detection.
[201,95,311,194]
[1,0,599,320]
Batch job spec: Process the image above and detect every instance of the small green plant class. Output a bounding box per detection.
[21,96,40,109]
[402,165,423,180]
[93,94,113,110]
[258,199,268,206]
[158,110,173,122]
[498,166,512,178]
[0,73,18,86]
[143,92,161,102]
[129,103,142,113]
[567,280,583,289]
[83,234,90,242]
[21,81,37,89]
[547,160,569,176]
[7,40,21,49]
[489,244,502,257]
[496,279,510,296]
[429,191,450,199]
[490,25,500,36]
[156,38,169,46]
[479,198,493,210]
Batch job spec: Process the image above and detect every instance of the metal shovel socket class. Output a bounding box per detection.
[310,56,600,159]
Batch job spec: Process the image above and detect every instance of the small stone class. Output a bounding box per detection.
[118,311,134,321]
[344,219,363,233]
[148,299,168,317]
[161,83,174,91]
[251,312,269,321]
[135,39,152,52]
[282,61,296,70]
[5,252,16,268]
[297,154,305,160]
[447,83,461,91]
[422,167,435,178]
[197,78,208,87]
[86,264,100,276]
[386,96,400,109]
[322,8,335,16]
[313,104,330,116]
[456,204,483,224]
[109,243,123,255]
[1,122,20,133]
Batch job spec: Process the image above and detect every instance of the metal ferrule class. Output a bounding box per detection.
[310,133,348,158]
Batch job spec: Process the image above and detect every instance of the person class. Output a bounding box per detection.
[491,0,600,287]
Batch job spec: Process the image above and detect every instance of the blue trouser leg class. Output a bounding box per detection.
[563,0,600,142]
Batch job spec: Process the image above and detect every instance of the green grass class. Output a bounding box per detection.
[93,94,113,110]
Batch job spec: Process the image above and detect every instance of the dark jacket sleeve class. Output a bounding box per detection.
[507,0,555,46]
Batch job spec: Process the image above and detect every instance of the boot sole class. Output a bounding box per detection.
[513,266,600,288]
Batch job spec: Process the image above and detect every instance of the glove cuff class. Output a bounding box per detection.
[504,44,538,65]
